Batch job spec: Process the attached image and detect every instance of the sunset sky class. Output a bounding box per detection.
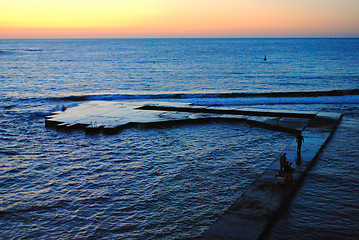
[1,0,358,38]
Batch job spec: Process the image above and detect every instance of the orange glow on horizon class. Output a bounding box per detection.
[1,0,358,38]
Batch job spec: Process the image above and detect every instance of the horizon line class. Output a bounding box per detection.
[1,36,359,40]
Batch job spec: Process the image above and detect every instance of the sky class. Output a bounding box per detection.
[1,0,358,38]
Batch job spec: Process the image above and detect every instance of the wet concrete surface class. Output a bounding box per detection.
[45,101,312,135]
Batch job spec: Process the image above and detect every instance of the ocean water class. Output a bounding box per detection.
[0,38,358,239]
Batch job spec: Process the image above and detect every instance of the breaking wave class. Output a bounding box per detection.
[46,89,359,106]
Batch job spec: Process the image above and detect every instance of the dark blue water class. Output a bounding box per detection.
[0,38,358,239]
[269,105,359,240]
[1,38,358,98]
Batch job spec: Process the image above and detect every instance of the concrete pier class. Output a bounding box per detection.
[45,101,314,135]
[201,112,342,240]
[45,101,342,239]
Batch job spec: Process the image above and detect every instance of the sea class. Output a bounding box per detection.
[0,38,358,239]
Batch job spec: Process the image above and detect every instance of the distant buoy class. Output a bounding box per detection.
[264,55,267,61]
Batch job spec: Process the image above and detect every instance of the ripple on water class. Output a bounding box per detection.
[0,121,293,239]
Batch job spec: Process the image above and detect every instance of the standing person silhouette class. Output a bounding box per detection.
[296,133,304,158]
[280,153,287,173]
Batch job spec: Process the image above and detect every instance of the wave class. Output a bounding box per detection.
[0,50,13,55]
[23,49,42,52]
[0,48,42,56]
[44,89,359,106]
[9,89,359,107]
[191,95,359,106]
[52,89,359,101]
[0,150,19,156]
